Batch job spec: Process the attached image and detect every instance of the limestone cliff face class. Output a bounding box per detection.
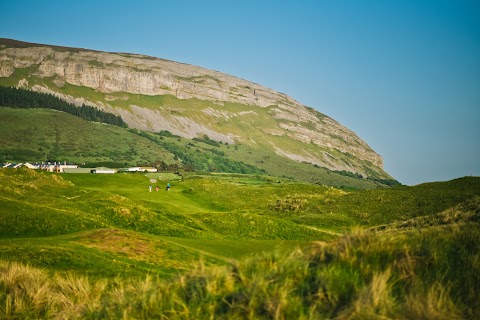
[0,39,384,171]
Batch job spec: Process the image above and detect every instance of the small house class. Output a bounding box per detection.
[91,167,117,174]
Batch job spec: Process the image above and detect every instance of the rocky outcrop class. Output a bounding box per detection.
[0,39,384,170]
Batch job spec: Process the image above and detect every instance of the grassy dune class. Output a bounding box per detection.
[0,168,479,319]
[0,169,328,277]
[1,223,478,319]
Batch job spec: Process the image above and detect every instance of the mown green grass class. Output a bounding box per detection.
[0,236,165,279]
[160,238,307,262]
[0,229,226,280]
[4,169,478,241]
[0,228,309,281]
[96,174,475,236]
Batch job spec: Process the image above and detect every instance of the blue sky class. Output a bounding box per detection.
[1,0,479,185]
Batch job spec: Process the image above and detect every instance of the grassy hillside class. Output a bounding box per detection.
[1,214,478,319]
[0,169,478,318]
[0,107,176,167]
[0,169,330,277]
[1,169,478,262]
[0,106,392,188]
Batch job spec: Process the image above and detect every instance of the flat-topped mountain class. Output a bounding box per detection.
[0,38,394,186]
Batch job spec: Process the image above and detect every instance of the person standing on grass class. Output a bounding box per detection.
[166,182,170,191]
[149,184,152,192]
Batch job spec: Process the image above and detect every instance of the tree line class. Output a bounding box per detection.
[0,86,127,128]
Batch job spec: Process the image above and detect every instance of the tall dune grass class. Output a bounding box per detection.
[1,221,478,319]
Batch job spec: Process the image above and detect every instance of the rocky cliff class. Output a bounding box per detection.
[0,38,386,176]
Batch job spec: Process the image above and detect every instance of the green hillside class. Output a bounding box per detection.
[0,106,393,188]
[0,106,176,167]
[0,168,478,319]
[2,169,479,273]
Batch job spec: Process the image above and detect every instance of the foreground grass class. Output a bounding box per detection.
[1,169,479,318]
[1,221,478,319]
[0,229,308,280]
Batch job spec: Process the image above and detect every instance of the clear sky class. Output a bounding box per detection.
[1,0,479,185]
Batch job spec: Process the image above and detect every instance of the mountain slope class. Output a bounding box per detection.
[0,104,391,189]
[0,38,392,183]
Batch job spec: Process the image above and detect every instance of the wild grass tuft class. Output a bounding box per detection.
[0,261,107,319]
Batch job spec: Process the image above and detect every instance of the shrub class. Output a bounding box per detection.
[270,195,308,213]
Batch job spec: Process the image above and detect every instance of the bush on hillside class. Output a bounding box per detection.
[270,196,308,213]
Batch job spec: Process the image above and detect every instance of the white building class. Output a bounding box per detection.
[23,163,40,169]
[39,162,78,172]
[125,167,157,173]
[91,167,117,174]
